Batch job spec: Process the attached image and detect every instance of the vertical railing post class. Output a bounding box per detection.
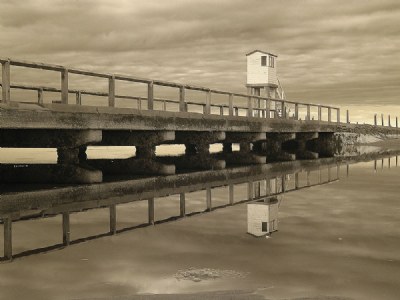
[38,88,44,104]
[109,204,116,235]
[62,212,70,246]
[328,107,332,123]
[247,181,253,199]
[3,216,12,260]
[206,188,212,211]
[318,106,322,121]
[1,60,11,103]
[306,104,311,121]
[138,98,142,110]
[294,103,299,120]
[381,114,384,126]
[374,114,377,126]
[219,106,224,116]
[179,193,186,217]
[396,117,398,128]
[205,90,211,114]
[148,198,155,225]
[179,86,186,112]
[61,68,69,104]
[265,98,270,118]
[147,81,154,110]
[229,184,234,205]
[295,173,299,189]
[282,101,286,119]
[108,75,115,107]
[76,91,82,105]
[346,110,350,124]
[388,115,391,127]
[235,107,239,116]
[337,108,340,123]
[163,100,167,111]
[247,95,253,117]
[228,93,234,116]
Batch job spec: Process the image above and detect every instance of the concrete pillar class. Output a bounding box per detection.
[109,204,116,235]
[108,75,116,107]
[179,86,186,112]
[206,188,212,211]
[222,143,233,153]
[3,217,12,260]
[239,142,251,152]
[1,60,11,103]
[179,193,186,217]
[229,184,234,205]
[147,81,154,110]
[148,198,155,225]
[285,132,319,160]
[263,133,296,161]
[61,68,69,104]
[136,145,156,159]
[62,212,70,246]
[308,132,336,157]
[228,93,234,116]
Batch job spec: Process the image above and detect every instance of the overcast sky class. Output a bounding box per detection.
[1,0,399,115]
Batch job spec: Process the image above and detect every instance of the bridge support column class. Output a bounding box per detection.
[221,132,267,165]
[283,132,319,160]
[308,132,336,157]
[261,133,296,161]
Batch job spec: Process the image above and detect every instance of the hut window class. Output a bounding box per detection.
[269,56,275,68]
[262,222,268,232]
[261,56,267,66]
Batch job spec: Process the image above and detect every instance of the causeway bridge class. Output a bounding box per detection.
[1,58,400,182]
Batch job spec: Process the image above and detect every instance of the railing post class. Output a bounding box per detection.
[388,115,391,127]
[396,117,398,128]
[3,216,12,260]
[328,107,332,123]
[109,204,116,235]
[219,106,224,116]
[205,90,211,114]
[346,110,350,124]
[179,86,186,112]
[381,113,384,126]
[235,107,239,116]
[266,98,270,118]
[374,114,377,126]
[206,188,212,211]
[38,88,44,104]
[76,91,82,105]
[228,93,234,116]
[61,68,69,104]
[294,103,299,120]
[337,108,340,123]
[108,75,115,107]
[318,106,322,121]
[179,193,186,217]
[247,95,253,117]
[138,98,142,110]
[229,184,234,205]
[306,104,311,121]
[62,212,70,246]
[147,81,154,110]
[282,101,286,119]
[148,198,155,225]
[1,60,11,103]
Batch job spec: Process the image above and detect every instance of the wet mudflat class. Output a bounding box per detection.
[0,156,400,300]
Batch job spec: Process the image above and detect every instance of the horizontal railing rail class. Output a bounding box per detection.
[1,57,343,123]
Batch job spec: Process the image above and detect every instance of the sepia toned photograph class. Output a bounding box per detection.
[1,1,400,299]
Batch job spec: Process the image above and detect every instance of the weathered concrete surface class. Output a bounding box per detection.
[158,155,226,171]
[219,152,267,165]
[283,132,319,160]
[0,102,344,133]
[257,133,297,161]
[101,130,175,146]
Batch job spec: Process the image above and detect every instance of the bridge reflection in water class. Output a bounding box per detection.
[0,153,399,262]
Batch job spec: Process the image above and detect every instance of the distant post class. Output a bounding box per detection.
[179,86,186,112]
[346,110,350,124]
[205,90,211,114]
[206,188,212,211]
[109,204,116,235]
[4,216,12,260]
[306,104,311,121]
[374,114,377,126]
[148,198,155,225]
[108,75,115,107]
[62,212,70,246]
[328,107,332,123]
[388,115,391,127]
[1,59,11,103]
[318,106,322,121]
[381,114,384,126]
[179,193,186,217]
[265,98,270,118]
[294,103,299,120]
[396,117,398,128]
[147,81,154,110]
[76,91,82,105]
[229,184,234,205]
[228,93,234,116]
[61,68,69,104]
[337,108,340,123]
[282,101,286,119]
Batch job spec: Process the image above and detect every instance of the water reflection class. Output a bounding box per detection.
[1,151,399,262]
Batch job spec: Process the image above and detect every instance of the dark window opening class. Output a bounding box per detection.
[269,56,275,68]
[262,222,268,232]
[261,56,267,66]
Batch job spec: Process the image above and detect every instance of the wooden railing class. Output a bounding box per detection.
[1,58,342,123]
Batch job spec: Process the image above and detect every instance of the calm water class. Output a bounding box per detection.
[0,151,400,300]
